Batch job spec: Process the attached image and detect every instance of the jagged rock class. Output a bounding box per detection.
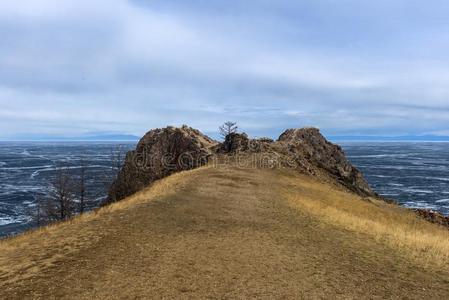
[278,128,375,196]
[107,125,217,203]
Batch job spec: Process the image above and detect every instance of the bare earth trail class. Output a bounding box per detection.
[1,166,449,299]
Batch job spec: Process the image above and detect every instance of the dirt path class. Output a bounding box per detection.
[1,167,449,299]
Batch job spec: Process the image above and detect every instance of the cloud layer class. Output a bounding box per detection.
[1,0,449,139]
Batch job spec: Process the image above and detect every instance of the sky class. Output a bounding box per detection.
[1,0,449,140]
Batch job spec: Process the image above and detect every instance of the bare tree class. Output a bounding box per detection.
[46,165,76,221]
[28,194,47,227]
[219,121,238,139]
[78,159,87,214]
[100,144,127,205]
[102,145,126,191]
[29,165,76,225]
[27,147,128,226]
[110,145,125,180]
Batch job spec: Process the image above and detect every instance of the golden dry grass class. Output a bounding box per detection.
[1,166,449,299]
[0,166,204,246]
[284,176,449,270]
[0,167,203,283]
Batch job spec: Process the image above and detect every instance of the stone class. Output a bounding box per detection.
[107,125,217,203]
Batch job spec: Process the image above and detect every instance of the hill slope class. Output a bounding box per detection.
[1,166,449,299]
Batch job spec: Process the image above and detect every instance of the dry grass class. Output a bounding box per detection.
[0,167,205,284]
[0,166,205,247]
[1,166,449,299]
[284,176,449,270]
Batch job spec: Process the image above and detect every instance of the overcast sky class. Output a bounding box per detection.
[1,0,449,140]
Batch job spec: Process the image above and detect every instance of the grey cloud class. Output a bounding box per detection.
[0,0,448,139]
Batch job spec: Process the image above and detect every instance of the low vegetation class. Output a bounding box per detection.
[29,146,126,227]
[285,176,449,269]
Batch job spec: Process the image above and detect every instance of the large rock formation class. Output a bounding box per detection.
[277,128,374,196]
[107,125,217,203]
[107,125,375,204]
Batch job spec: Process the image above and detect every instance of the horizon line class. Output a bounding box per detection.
[2,136,449,143]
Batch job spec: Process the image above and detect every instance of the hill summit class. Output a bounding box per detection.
[3,126,449,299]
[108,125,375,203]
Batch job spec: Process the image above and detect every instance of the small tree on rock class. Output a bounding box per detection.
[219,121,238,139]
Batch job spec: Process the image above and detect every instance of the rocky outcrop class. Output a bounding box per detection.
[414,209,449,228]
[107,125,217,203]
[107,125,375,204]
[278,128,375,196]
[105,124,449,230]
[219,133,250,153]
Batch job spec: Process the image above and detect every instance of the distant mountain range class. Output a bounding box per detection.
[329,135,449,142]
[0,133,140,142]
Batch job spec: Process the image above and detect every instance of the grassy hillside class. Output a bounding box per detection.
[1,166,449,299]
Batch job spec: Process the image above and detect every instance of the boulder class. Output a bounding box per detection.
[278,128,375,196]
[107,125,217,203]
